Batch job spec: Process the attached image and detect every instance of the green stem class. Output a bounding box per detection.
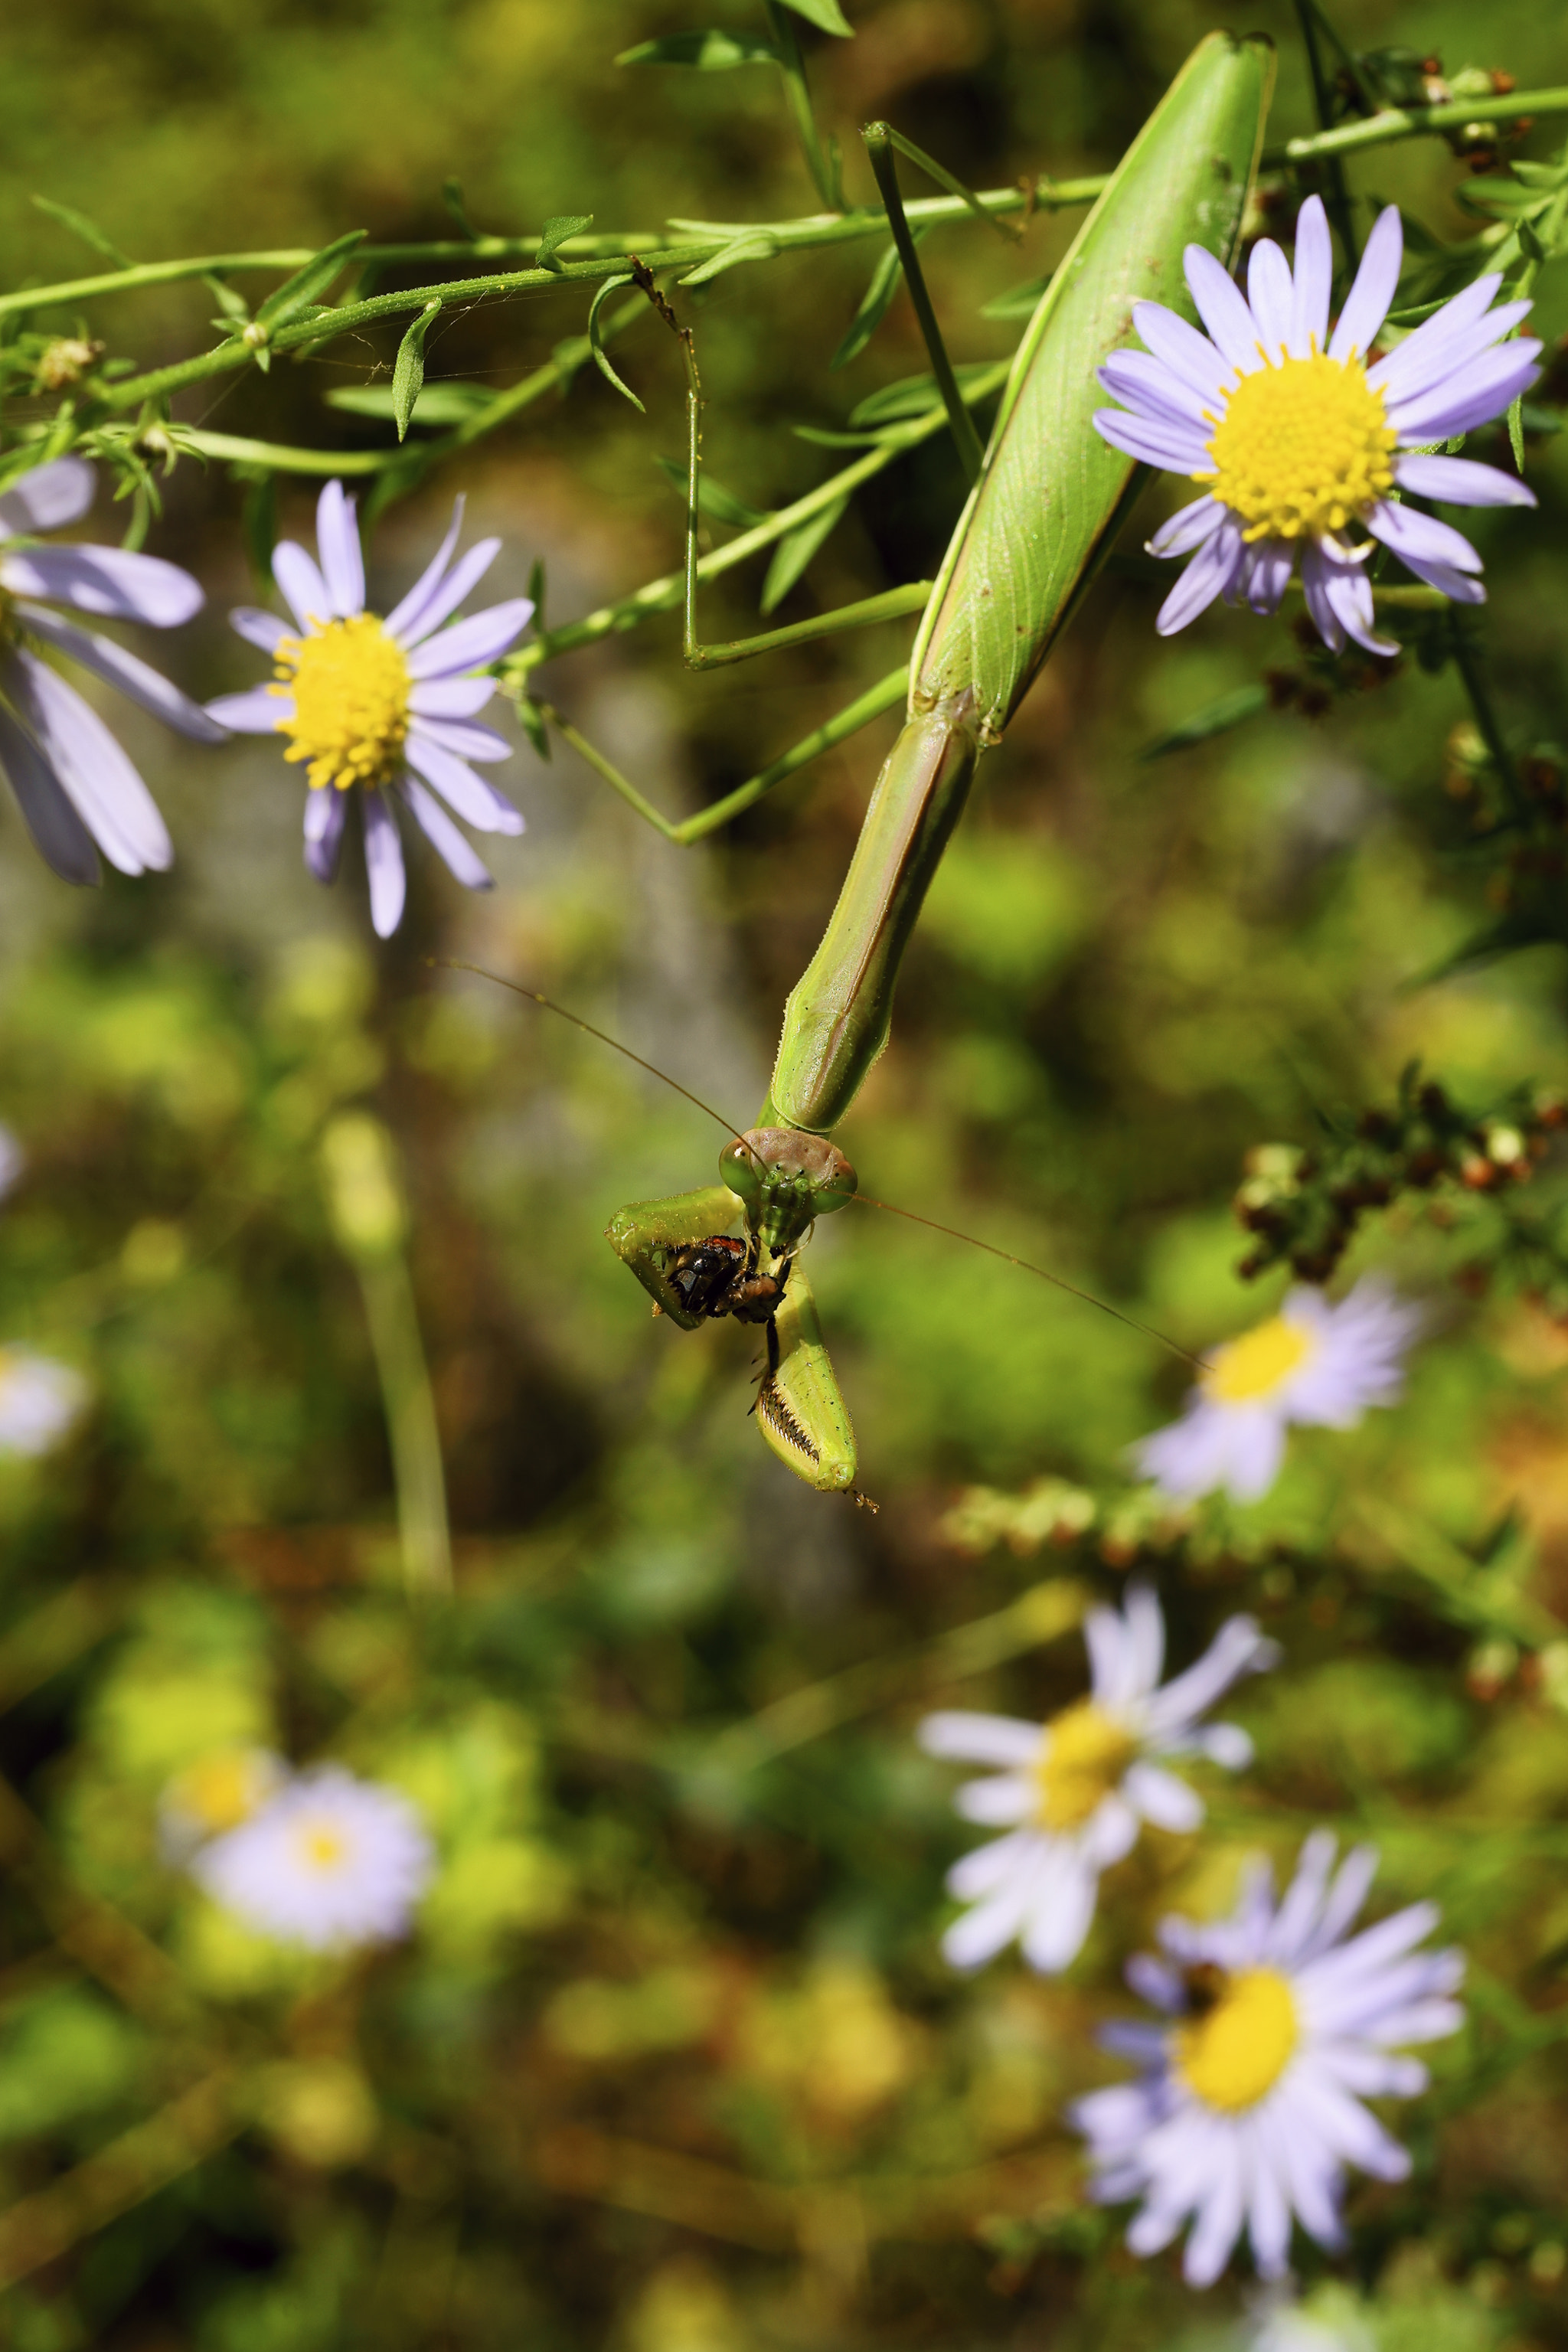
[1292,0,1361,270]
[763,1,840,211]
[355,1254,453,1600]
[535,665,908,844]
[1267,83,1568,165]
[863,125,985,487]
[686,581,931,668]
[501,361,1008,681]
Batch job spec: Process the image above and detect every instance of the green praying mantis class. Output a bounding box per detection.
[580,31,1276,1499]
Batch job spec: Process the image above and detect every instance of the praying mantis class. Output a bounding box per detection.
[589,31,1275,1497]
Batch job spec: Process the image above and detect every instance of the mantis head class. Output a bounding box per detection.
[719,1126,856,1259]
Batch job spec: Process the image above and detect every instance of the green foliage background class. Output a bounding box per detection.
[0,1,1566,2346]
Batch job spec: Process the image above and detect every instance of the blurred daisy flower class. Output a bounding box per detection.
[191,1764,433,1951]
[159,1746,287,1865]
[0,456,221,881]
[207,482,533,936]
[1071,1831,1464,2286]
[1093,194,1540,655]
[919,1585,1276,1974]
[1136,1279,1419,1505]
[0,1347,86,1455]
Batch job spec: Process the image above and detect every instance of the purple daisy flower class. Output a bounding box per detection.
[1092,194,1542,655]
[0,456,221,884]
[207,482,533,938]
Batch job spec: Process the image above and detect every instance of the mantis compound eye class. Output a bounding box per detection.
[718,1126,857,1256]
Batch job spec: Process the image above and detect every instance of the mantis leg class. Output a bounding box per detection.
[755,1266,858,1495]
[606,1182,743,1328]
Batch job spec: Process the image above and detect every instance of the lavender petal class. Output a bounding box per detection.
[406,597,535,681]
[1240,537,1294,614]
[382,496,466,643]
[0,697,101,884]
[1130,302,1230,401]
[1096,351,1213,430]
[361,788,407,937]
[1328,203,1403,362]
[1182,245,1266,374]
[400,775,495,890]
[1314,546,1400,657]
[207,686,292,733]
[390,538,503,648]
[404,730,524,833]
[0,544,202,626]
[303,785,348,884]
[8,648,173,874]
[407,714,511,763]
[1393,454,1536,508]
[1155,518,1246,635]
[1365,500,1482,574]
[0,457,96,540]
[408,675,495,718]
[315,480,365,616]
[271,541,334,633]
[1147,494,1225,559]
[1246,237,1294,359]
[1289,194,1332,356]
[1389,556,1486,604]
[18,603,227,741]
[1372,292,1530,405]
[1091,408,1210,474]
[1388,342,1542,442]
[230,605,292,654]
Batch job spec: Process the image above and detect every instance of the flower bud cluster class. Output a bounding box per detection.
[1234,1075,1563,1282]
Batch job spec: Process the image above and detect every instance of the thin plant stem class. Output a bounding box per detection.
[1292,0,1361,271]
[535,664,909,844]
[862,124,985,486]
[1266,83,1568,166]
[355,1254,453,1600]
[684,580,931,669]
[763,2,841,211]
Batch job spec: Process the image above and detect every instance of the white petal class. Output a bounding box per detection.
[954,1772,1034,1826]
[1125,1762,1203,1833]
[1019,1845,1099,1973]
[919,1711,1042,1766]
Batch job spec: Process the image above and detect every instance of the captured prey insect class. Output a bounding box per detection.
[567,34,1273,1497]
[442,961,1204,1509]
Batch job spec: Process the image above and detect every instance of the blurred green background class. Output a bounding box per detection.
[1,1,1567,2346]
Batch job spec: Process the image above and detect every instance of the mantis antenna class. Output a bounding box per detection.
[432,958,1207,1373]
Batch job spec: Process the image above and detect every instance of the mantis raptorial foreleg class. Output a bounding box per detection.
[606,31,1273,1494]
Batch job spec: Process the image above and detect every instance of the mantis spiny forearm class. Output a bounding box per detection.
[609,31,1274,1495]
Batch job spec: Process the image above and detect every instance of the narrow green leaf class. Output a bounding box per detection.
[325,382,494,425]
[1141,683,1267,760]
[204,276,250,324]
[760,494,848,613]
[830,232,926,371]
[537,214,594,271]
[980,272,1054,322]
[255,230,367,330]
[774,0,854,33]
[653,454,771,528]
[1513,158,1568,189]
[1520,402,1563,437]
[791,422,897,448]
[616,31,779,67]
[526,557,547,634]
[393,301,441,443]
[31,195,131,270]
[588,273,643,411]
[1508,393,1525,473]
[517,697,551,761]
[848,361,995,428]
[678,232,779,287]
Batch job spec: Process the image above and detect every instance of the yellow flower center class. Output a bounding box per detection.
[1202,1314,1315,1406]
[172,1751,266,1836]
[1031,1700,1137,1831]
[273,614,410,793]
[1200,352,1397,543]
[297,1823,349,1874]
[1172,1966,1300,2112]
